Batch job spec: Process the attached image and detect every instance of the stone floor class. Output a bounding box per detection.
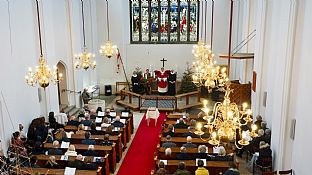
[106,96,254,175]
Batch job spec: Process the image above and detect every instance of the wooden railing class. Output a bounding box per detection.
[175,91,201,112]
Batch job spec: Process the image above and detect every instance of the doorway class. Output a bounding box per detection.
[57,61,69,110]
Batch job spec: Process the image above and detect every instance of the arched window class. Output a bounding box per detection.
[130,0,199,44]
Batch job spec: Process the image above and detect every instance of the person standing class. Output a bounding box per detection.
[168,70,177,96]
[82,88,91,104]
[154,67,168,95]
[131,71,140,93]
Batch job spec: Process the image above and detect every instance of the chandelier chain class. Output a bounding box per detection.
[210,0,214,50]
[35,0,43,56]
[204,1,207,43]
[81,0,86,47]
[106,0,110,41]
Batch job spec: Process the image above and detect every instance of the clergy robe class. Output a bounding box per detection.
[131,74,140,93]
[168,71,177,96]
[154,70,168,94]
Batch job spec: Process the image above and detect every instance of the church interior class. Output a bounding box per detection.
[0,0,311,174]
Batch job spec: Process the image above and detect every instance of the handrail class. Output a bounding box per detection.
[62,89,81,94]
[120,90,141,97]
[231,29,256,55]
[175,91,200,98]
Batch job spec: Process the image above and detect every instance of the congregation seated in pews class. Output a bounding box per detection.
[0,106,134,174]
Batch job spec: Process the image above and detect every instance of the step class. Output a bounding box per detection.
[63,105,75,114]
[69,107,80,117]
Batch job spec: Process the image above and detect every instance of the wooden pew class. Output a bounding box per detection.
[70,134,123,161]
[166,114,198,120]
[164,120,206,126]
[20,167,102,175]
[43,143,116,173]
[160,136,216,147]
[64,125,128,148]
[155,159,230,175]
[34,154,109,175]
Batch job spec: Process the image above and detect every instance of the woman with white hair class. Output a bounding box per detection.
[65,145,77,156]
[256,141,272,166]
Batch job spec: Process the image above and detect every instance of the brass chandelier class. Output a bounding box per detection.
[99,0,117,58]
[195,85,258,149]
[192,0,227,91]
[74,0,96,70]
[25,0,62,88]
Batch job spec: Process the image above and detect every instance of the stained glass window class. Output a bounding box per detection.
[130,0,199,44]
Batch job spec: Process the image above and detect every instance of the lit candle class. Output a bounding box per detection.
[242,103,248,110]
[212,132,217,139]
[252,124,257,131]
[242,131,247,140]
[197,123,202,131]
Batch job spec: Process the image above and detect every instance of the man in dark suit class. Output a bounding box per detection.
[163,124,175,137]
[101,134,113,146]
[83,145,98,156]
[182,136,197,148]
[81,132,96,145]
[162,135,176,148]
[47,141,63,155]
[68,154,84,169]
[183,126,196,137]
[112,116,124,128]
[83,157,98,170]
[174,118,188,129]
[176,147,192,160]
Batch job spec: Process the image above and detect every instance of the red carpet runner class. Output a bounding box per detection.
[117,113,166,175]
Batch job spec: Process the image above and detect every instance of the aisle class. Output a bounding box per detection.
[117,112,166,175]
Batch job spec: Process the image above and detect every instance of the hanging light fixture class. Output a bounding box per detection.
[192,0,227,91]
[74,0,96,70]
[194,0,257,149]
[195,84,257,149]
[99,0,117,58]
[25,0,62,88]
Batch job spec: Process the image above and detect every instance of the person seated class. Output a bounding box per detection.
[174,118,188,129]
[81,132,96,145]
[156,161,169,175]
[101,117,111,128]
[210,146,233,161]
[251,129,265,153]
[96,107,103,113]
[55,128,70,143]
[90,122,97,135]
[67,116,80,127]
[0,149,7,169]
[18,124,27,140]
[195,159,209,175]
[103,109,113,119]
[174,162,191,175]
[254,115,263,132]
[263,129,271,145]
[77,110,85,119]
[161,148,173,159]
[45,156,61,169]
[82,88,91,104]
[176,146,192,160]
[256,141,272,166]
[29,156,41,168]
[76,124,86,135]
[196,145,211,160]
[183,126,196,137]
[101,134,113,146]
[31,141,46,155]
[45,129,54,143]
[90,109,97,119]
[48,140,63,155]
[83,156,98,170]
[224,161,240,175]
[164,124,175,137]
[182,136,197,148]
[81,114,92,126]
[112,116,124,128]
[105,125,115,135]
[261,121,268,131]
[68,154,84,169]
[65,145,78,156]
[11,131,25,148]
[48,111,64,130]
[83,145,98,156]
[162,135,176,148]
